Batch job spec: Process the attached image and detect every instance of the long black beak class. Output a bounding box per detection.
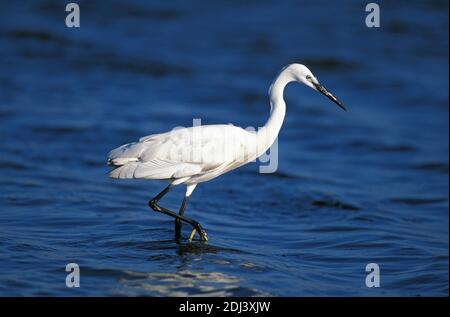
[314,82,347,112]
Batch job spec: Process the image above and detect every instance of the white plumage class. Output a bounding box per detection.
[107,64,345,241]
[108,124,259,185]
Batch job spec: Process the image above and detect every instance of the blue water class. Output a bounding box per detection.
[0,0,448,296]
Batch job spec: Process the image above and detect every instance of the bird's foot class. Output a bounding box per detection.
[188,227,208,242]
[148,199,161,212]
[188,228,196,241]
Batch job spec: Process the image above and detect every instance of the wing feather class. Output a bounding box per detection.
[109,159,202,180]
[107,124,257,182]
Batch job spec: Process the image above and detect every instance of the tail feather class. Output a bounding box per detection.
[109,162,139,179]
[107,157,138,166]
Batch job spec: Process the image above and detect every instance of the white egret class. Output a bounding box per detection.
[107,64,346,242]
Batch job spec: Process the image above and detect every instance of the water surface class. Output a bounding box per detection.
[0,0,448,296]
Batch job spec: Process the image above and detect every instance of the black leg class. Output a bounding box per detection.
[175,195,189,240]
[151,184,172,202]
[149,186,208,241]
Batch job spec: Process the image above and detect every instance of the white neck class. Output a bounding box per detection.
[256,69,295,156]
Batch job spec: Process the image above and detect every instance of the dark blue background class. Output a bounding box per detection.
[0,0,448,296]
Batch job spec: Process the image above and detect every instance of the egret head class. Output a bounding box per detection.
[286,63,347,111]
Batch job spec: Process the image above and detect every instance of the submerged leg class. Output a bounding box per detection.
[174,184,198,240]
[149,184,207,241]
[174,195,189,240]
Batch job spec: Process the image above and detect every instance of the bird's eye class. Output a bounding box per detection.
[306,75,312,81]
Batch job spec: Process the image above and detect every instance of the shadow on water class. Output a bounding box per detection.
[115,270,266,297]
[175,241,246,256]
[78,239,263,296]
